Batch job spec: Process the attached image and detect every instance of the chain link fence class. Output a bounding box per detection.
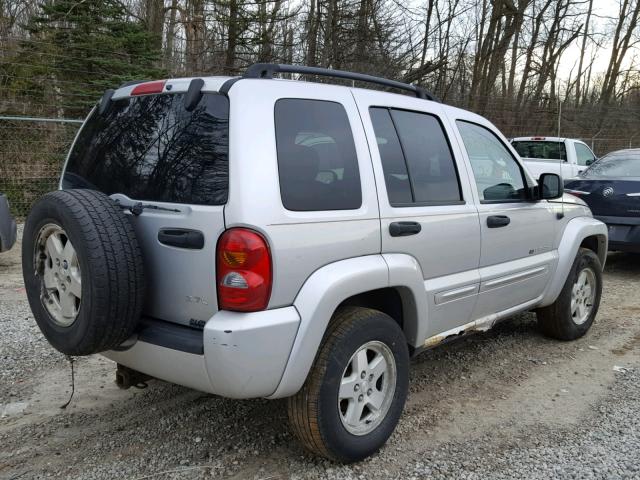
[0,116,81,217]
[1,97,639,218]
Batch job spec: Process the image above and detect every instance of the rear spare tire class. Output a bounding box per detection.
[22,189,145,355]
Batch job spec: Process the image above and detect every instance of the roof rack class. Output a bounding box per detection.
[243,63,438,102]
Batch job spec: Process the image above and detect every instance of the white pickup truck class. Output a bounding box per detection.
[511,136,597,180]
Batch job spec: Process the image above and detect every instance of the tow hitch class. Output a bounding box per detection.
[115,364,153,389]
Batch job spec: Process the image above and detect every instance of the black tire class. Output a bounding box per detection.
[287,307,409,463]
[22,189,145,355]
[537,248,602,341]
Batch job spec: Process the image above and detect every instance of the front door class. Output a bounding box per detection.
[453,120,557,320]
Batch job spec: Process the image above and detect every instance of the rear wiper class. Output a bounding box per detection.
[115,200,180,216]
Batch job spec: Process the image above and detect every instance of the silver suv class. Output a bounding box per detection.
[22,64,608,463]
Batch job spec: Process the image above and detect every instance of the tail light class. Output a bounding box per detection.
[216,228,272,312]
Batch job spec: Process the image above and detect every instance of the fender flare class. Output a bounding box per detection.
[268,255,388,398]
[539,216,607,307]
[269,254,427,398]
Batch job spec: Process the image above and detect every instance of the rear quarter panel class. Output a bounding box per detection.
[223,79,381,308]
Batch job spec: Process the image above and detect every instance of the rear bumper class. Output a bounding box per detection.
[595,216,640,252]
[0,195,16,252]
[103,306,300,398]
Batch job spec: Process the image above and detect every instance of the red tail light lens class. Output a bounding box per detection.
[216,228,272,312]
[131,80,166,96]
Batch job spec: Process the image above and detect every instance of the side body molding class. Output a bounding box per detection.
[539,217,608,308]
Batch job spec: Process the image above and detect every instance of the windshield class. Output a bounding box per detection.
[63,92,229,205]
[582,152,640,178]
[511,140,567,162]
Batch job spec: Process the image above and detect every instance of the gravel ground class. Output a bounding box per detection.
[1,227,640,480]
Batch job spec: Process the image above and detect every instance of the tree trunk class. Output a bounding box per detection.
[225,0,238,72]
[306,0,319,66]
[183,0,205,75]
[165,0,178,71]
[575,0,593,106]
[144,0,164,53]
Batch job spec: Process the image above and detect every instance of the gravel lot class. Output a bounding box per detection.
[2,227,640,480]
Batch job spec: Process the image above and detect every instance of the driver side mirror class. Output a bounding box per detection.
[538,173,563,200]
[586,158,595,166]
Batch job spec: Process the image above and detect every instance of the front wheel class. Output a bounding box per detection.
[287,307,409,463]
[537,248,603,340]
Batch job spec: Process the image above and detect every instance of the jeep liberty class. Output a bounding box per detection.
[22,64,608,462]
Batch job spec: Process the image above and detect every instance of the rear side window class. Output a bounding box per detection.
[63,93,229,205]
[368,108,412,204]
[369,107,462,205]
[275,99,362,211]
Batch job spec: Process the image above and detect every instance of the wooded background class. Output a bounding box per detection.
[1,0,639,215]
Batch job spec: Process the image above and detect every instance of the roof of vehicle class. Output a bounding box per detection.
[107,65,493,131]
[602,148,640,157]
[112,63,440,104]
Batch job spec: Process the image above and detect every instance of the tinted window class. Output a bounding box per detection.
[275,99,362,211]
[63,93,229,205]
[511,140,567,161]
[583,152,640,177]
[370,108,461,205]
[457,121,527,202]
[575,143,596,166]
[368,108,412,204]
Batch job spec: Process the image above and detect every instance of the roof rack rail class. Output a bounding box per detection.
[243,63,438,102]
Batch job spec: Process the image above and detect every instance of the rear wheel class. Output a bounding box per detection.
[287,307,409,463]
[537,248,602,340]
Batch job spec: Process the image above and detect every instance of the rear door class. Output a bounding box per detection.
[62,88,229,327]
[353,90,481,341]
[453,120,557,319]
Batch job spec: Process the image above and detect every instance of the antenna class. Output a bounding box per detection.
[557,85,565,220]
[559,136,565,220]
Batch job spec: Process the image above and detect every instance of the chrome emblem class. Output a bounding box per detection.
[602,186,614,197]
[186,295,209,305]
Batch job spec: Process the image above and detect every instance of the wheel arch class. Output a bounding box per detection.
[268,254,425,399]
[337,285,421,352]
[580,234,607,268]
[539,217,608,308]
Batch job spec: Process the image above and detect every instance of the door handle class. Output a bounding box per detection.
[389,221,422,237]
[487,215,511,228]
[158,228,205,249]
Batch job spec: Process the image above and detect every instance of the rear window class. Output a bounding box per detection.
[511,140,567,162]
[274,99,362,211]
[62,92,229,205]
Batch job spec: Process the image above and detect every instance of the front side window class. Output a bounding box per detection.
[575,143,596,166]
[275,99,362,211]
[370,107,462,205]
[457,121,528,202]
